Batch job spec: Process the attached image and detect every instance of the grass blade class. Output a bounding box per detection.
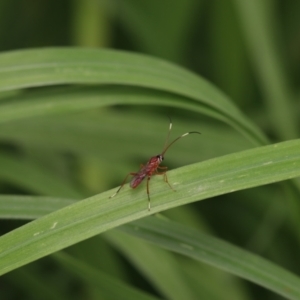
[0,48,267,145]
[1,192,300,299]
[121,217,300,300]
[233,0,297,139]
[53,252,161,300]
[0,139,299,277]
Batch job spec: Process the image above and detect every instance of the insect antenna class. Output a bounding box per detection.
[162,116,173,152]
[161,131,201,156]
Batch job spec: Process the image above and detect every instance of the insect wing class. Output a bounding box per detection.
[130,173,146,188]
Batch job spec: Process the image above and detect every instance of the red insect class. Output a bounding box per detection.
[109,118,201,210]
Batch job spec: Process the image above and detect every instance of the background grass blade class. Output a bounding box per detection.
[53,252,161,300]
[121,217,300,300]
[0,139,300,276]
[0,111,252,162]
[233,0,297,139]
[0,48,267,145]
[0,152,81,199]
[4,267,67,300]
[104,230,198,300]
[1,194,300,299]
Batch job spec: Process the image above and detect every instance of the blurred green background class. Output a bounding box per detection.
[1,1,300,299]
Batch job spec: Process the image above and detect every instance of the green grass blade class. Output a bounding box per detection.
[104,230,197,300]
[0,139,299,277]
[1,193,300,299]
[120,0,201,62]
[0,195,75,220]
[71,0,109,47]
[0,86,234,128]
[0,111,252,167]
[233,0,297,139]
[120,217,300,300]
[0,48,267,145]
[4,267,67,300]
[0,152,81,199]
[0,196,202,299]
[53,252,161,300]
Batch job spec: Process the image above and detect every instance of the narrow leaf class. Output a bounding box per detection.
[0,140,299,277]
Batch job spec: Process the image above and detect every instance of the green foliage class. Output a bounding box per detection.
[1,1,300,299]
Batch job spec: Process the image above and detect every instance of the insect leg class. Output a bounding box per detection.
[147,176,151,211]
[157,166,168,169]
[163,172,176,191]
[156,167,176,191]
[109,172,137,198]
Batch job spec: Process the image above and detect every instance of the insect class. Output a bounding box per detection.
[109,118,201,211]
